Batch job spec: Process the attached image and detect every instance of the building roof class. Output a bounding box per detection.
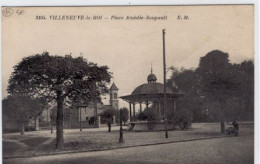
[131,82,173,95]
[110,83,119,90]
[132,71,171,95]
[120,71,184,103]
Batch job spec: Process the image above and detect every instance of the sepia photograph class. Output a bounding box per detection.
[1,4,256,164]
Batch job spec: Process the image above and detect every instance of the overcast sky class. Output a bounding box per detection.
[2,5,254,108]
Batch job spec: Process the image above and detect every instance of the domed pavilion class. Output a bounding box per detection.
[120,68,184,130]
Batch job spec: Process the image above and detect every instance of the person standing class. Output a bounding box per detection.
[232,119,239,135]
[107,120,112,132]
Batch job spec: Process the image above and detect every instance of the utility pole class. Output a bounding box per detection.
[163,29,168,139]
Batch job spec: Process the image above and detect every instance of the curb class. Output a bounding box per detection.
[3,133,250,159]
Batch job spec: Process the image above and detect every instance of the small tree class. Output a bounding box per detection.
[99,108,117,132]
[100,108,116,122]
[2,96,43,135]
[120,107,129,125]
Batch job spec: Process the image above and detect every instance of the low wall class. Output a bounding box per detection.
[130,121,175,131]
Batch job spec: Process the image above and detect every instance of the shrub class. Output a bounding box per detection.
[99,108,118,124]
[137,112,148,121]
[120,107,129,124]
[88,116,97,125]
[137,108,159,122]
[168,110,192,130]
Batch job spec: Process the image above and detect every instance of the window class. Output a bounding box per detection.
[114,92,117,99]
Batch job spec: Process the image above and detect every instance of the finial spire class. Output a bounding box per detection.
[151,63,153,74]
[147,63,157,83]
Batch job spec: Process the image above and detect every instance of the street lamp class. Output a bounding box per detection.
[75,100,87,132]
[119,109,124,143]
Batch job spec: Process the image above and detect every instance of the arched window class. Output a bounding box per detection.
[114,92,118,99]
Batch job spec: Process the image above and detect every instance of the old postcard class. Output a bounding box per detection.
[2,5,255,164]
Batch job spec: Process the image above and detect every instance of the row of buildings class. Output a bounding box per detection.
[3,83,120,132]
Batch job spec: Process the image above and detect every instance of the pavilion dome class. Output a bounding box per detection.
[131,82,173,95]
[147,66,157,83]
[147,73,157,83]
[132,67,173,95]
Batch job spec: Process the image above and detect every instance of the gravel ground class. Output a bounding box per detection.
[2,122,254,157]
[3,133,254,164]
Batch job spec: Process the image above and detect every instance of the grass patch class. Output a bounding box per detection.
[19,137,49,147]
[64,139,92,149]
[3,141,21,152]
[3,141,23,156]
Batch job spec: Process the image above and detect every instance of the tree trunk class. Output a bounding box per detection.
[56,92,64,149]
[94,100,98,127]
[221,121,225,133]
[80,107,82,132]
[35,118,38,131]
[20,122,25,135]
[219,102,225,133]
[51,121,53,134]
[35,118,37,130]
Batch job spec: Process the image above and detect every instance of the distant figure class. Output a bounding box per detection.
[107,120,112,132]
[232,119,239,132]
